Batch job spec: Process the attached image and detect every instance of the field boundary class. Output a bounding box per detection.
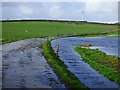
[1,20,118,25]
[2,29,119,44]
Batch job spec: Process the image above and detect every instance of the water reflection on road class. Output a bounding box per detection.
[51,37,119,89]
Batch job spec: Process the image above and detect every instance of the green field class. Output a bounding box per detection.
[2,21,118,44]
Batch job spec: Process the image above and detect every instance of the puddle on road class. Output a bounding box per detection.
[2,38,66,88]
[51,37,119,88]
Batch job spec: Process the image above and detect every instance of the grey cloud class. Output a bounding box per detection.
[2,2,118,23]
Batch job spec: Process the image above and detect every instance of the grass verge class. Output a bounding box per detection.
[75,47,120,85]
[42,39,89,89]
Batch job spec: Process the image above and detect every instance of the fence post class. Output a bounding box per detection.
[56,44,59,58]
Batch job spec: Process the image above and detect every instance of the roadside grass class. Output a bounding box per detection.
[42,39,89,89]
[103,32,119,38]
[2,21,117,44]
[75,47,120,84]
[78,30,119,38]
[97,31,120,38]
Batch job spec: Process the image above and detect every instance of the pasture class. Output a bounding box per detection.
[2,21,117,43]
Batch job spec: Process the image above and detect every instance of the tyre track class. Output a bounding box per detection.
[2,38,66,89]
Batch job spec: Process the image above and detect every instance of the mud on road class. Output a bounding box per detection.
[1,38,65,89]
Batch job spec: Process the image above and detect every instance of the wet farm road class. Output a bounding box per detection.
[51,37,119,89]
[1,38,65,89]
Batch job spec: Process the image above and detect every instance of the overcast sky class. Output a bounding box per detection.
[1,0,119,23]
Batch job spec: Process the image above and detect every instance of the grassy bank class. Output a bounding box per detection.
[2,21,117,44]
[75,47,120,84]
[42,39,88,89]
[78,30,119,38]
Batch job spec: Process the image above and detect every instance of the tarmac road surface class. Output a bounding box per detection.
[1,38,66,89]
